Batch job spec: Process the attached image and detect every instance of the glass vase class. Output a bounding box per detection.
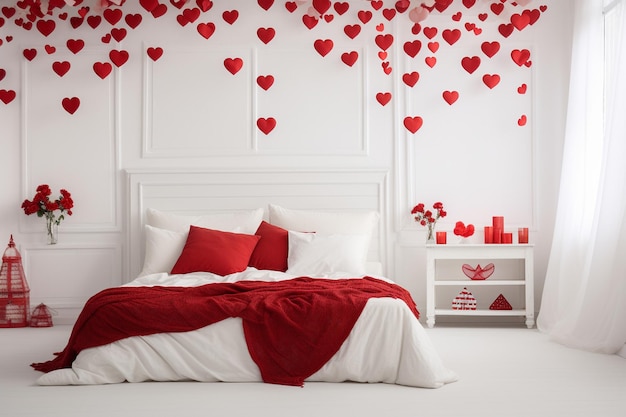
[426,223,435,244]
[46,217,58,245]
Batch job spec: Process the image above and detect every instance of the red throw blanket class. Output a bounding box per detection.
[32,277,419,386]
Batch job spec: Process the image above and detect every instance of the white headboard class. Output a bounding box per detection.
[125,169,389,281]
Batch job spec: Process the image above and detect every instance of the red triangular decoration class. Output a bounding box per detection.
[489,294,513,310]
[452,287,477,310]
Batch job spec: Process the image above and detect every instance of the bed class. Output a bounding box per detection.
[31,170,458,388]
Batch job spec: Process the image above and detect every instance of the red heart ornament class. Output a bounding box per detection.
[518,114,527,126]
[125,13,143,29]
[182,8,201,23]
[67,39,84,54]
[257,27,275,44]
[511,12,530,30]
[62,97,80,115]
[111,28,127,42]
[314,39,333,57]
[103,8,122,25]
[152,4,168,18]
[382,61,392,74]
[109,49,129,67]
[52,61,70,77]
[0,69,5,81]
[378,51,387,60]
[357,10,372,24]
[517,83,527,94]
[452,12,462,21]
[285,2,297,13]
[197,22,215,39]
[313,0,331,15]
[482,73,500,89]
[382,8,396,21]
[376,92,391,106]
[423,27,437,39]
[36,19,55,36]
[140,0,159,12]
[425,56,437,68]
[344,24,361,39]
[481,41,500,58]
[257,75,274,90]
[511,49,531,66]
[302,15,318,29]
[147,47,163,61]
[257,117,276,135]
[395,0,410,13]
[402,71,419,87]
[341,51,358,66]
[257,0,274,11]
[442,90,459,105]
[93,62,113,79]
[45,45,56,54]
[223,10,239,24]
[428,41,439,52]
[170,0,186,9]
[87,15,101,29]
[498,23,514,38]
[490,3,504,15]
[404,116,423,133]
[23,48,37,61]
[403,40,421,58]
[197,0,213,12]
[375,34,393,51]
[442,28,461,45]
[478,13,488,21]
[371,1,383,10]
[461,56,481,74]
[224,57,243,74]
[0,89,16,105]
[334,2,349,15]
[524,9,541,25]
[70,17,84,29]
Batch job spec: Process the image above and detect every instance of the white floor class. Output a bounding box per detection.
[1,324,625,417]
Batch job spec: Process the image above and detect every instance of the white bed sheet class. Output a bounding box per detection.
[36,270,458,388]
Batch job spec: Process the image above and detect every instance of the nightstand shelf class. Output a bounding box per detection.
[426,244,534,328]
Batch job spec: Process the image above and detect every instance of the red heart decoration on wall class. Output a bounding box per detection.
[402,71,419,87]
[109,49,129,67]
[491,3,504,15]
[334,2,349,15]
[524,9,542,25]
[498,23,514,38]
[341,51,358,66]
[23,48,37,61]
[45,45,56,54]
[518,114,527,126]
[344,24,361,39]
[376,92,391,106]
[0,69,5,81]
[197,22,215,39]
[302,15,318,29]
[517,83,527,94]
[382,61,392,74]
[481,41,500,58]
[313,0,331,15]
[87,15,102,29]
[103,8,123,25]
[257,27,275,44]
[182,8,201,23]
[52,61,70,77]
[403,40,421,58]
[257,75,274,90]
[370,1,383,10]
[36,19,55,36]
[423,27,437,39]
[511,13,530,30]
[0,89,16,105]
[125,13,143,29]
[382,8,396,21]
[425,56,437,68]
[2,7,16,18]
[442,90,459,105]
[197,0,213,12]
[223,10,239,24]
[111,28,127,42]
[404,116,423,133]
[375,34,394,50]
[147,47,164,61]
[357,10,372,24]
[511,49,531,66]
[93,62,113,79]
[442,28,461,45]
[66,39,84,54]
[151,3,168,18]
[314,39,333,57]
[257,117,276,134]
[62,97,80,114]
[482,73,500,88]
[461,56,481,74]
[140,0,159,12]
[428,41,439,52]
[224,57,243,74]
[258,0,274,11]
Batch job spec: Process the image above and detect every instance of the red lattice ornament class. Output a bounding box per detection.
[462,263,495,280]
[452,287,476,310]
[489,294,512,310]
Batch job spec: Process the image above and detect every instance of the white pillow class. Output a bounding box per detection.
[138,225,187,277]
[286,231,370,276]
[268,204,379,236]
[146,208,264,234]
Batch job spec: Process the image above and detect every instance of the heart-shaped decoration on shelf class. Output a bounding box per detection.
[462,263,495,280]
[257,117,276,135]
[61,97,80,115]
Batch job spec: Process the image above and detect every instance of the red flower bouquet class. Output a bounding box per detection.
[22,184,74,244]
[411,201,446,242]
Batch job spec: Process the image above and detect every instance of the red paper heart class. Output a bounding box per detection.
[404,116,423,133]
[182,7,200,23]
[52,61,70,77]
[36,19,55,36]
[78,6,89,18]
[334,2,349,15]
[517,83,527,94]
[170,0,186,9]
[382,61,392,74]
[223,10,239,24]
[125,13,143,29]
[0,89,16,105]
[511,49,531,66]
[478,13,488,21]
[313,0,331,15]
[371,1,383,10]
[23,48,37,61]
[423,27,437,39]
[378,51,387,60]
[257,0,274,11]
[524,9,541,25]
[461,56,481,74]
[511,12,530,30]
[465,22,475,31]
[434,0,453,12]
[152,4,168,18]
[425,56,437,67]
[395,0,410,13]
[344,24,361,39]
[403,40,421,58]
[402,71,419,87]
[376,92,391,106]
[62,97,80,114]
[147,47,163,61]
[428,41,439,52]
[375,34,393,51]
[45,44,56,54]
[109,49,129,67]
[442,90,459,105]
[257,27,275,44]
[140,0,159,12]
[314,39,333,57]
[2,6,16,18]
[482,73,500,88]
[197,0,213,12]
[197,22,215,39]
[66,39,84,54]
[518,114,527,126]
[224,57,243,74]
[302,15,318,29]
[103,8,122,25]
[452,12,462,21]
[481,41,500,58]
[257,117,276,134]
[111,28,127,42]
[382,8,396,21]
[357,10,372,24]
[376,23,385,32]
[341,51,358,66]
[87,15,101,29]
[93,62,113,79]
[498,23,514,38]
[442,28,461,45]
[0,69,5,81]
[257,75,274,90]
[490,3,504,15]
[101,34,112,44]
[285,2,297,13]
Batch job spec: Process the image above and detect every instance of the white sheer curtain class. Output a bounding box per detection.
[537,0,626,355]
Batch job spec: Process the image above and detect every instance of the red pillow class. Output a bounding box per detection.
[171,226,260,276]
[248,221,289,272]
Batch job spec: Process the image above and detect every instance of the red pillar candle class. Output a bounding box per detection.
[492,216,504,230]
[493,228,502,244]
[484,226,493,244]
[502,232,513,244]
[436,231,447,244]
[518,227,529,244]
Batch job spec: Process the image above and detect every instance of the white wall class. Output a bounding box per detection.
[0,0,572,323]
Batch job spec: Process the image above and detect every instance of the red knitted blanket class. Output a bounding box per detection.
[32,277,419,386]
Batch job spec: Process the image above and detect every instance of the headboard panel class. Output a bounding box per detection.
[126,169,389,282]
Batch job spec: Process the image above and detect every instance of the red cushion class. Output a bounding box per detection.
[248,221,289,272]
[171,226,260,276]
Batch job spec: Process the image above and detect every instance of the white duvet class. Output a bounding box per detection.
[36,269,458,388]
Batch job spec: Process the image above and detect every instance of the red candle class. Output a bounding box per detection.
[518,227,529,244]
[492,216,504,230]
[484,226,493,244]
[436,231,447,244]
[502,232,513,244]
[493,228,502,244]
